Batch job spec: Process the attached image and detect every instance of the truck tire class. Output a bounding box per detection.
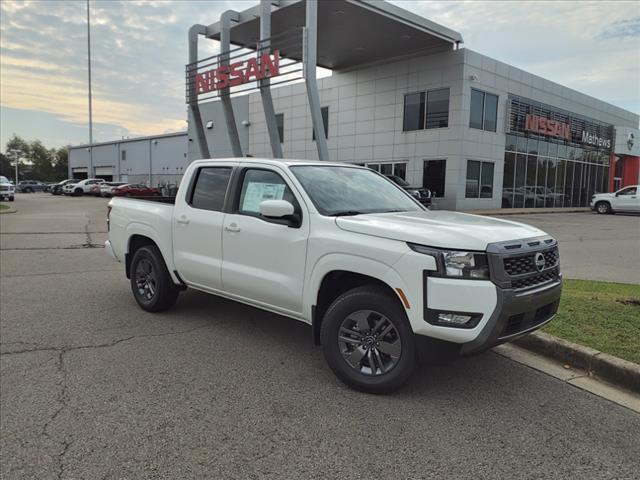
[9,196,14,202]
[320,285,416,394]
[130,245,180,312]
[595,201,611,214]
[74,188,83,196]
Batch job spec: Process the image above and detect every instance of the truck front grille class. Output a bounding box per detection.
[503,247,559,276]
[487,237,561,291]
[511,267,560,289]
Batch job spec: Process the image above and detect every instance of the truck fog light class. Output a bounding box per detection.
[426,309,483,329]
[438,313,472,325]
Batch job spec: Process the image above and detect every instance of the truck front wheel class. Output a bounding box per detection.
[320,285,416,394]
[130,245,180,312]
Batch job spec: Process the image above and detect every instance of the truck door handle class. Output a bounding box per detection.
[225,223,241,233]
[176,216,190,225]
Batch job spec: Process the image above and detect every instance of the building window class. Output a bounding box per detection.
[470,89,498,132]
[465,160,494,198]
[423,159,446,197]
[366,162,407,180]
[275,113,284,143]
[403,89,450,132]
[121,150,126,161]
[403,92,425,131]
[312,106,329,140]
[426,88,449,129]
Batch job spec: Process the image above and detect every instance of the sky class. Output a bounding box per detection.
[1,0,639,152]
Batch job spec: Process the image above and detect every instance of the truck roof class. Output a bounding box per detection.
[191,158,361,168]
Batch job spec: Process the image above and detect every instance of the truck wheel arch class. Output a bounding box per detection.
[312,270,403,346]
[126,235,158,279]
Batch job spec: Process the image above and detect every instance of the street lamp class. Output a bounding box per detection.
[8,148,21,184]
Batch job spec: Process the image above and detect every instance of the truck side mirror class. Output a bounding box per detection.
[259,200,301,227]
[259,200,294,218]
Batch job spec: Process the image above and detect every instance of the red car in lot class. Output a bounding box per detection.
[112,184,160,197]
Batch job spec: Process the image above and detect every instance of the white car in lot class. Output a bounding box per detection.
[1,175,15,201]
[106,158,562,393]
[590,185,640,214]
[63,178,105,196]
[100,182,128,197]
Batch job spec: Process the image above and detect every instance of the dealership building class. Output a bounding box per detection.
[69,0,639,210]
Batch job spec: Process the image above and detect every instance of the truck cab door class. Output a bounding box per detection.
[172,165,234,290]
[615,186,638,212]
[221,166,309,315]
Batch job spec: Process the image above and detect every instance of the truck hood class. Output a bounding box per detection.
[592,192,614,200]
[335,210,546,250]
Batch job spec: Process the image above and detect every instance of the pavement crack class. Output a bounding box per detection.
[1,324,214,357]
[40,351,72,480]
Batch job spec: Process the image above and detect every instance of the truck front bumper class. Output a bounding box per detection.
[104,240,119,262]
[459,279,562,355]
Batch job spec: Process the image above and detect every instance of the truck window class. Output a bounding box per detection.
[237,169,298,215]
[190,167,233,211]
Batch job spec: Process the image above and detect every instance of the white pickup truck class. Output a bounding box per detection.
[106,158,562,393]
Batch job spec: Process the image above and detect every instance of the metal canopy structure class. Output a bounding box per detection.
[207,0,463,71]
[187,0,463,161]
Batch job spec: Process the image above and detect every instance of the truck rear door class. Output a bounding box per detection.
[172,165,234,290]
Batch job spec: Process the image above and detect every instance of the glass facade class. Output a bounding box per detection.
[502,134,610,208]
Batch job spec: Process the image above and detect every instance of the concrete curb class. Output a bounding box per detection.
[0,206,18,214]
[513,331,640,393]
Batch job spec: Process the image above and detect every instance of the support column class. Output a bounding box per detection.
[260,0,283,158]
[304,0,329,160]
[220,10,244,157]
[187,24,210,159]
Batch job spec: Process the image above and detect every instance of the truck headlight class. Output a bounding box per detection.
[443,251,489,279]
[408,244,490,280]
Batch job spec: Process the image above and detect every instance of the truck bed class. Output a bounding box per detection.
[121,196,176,204]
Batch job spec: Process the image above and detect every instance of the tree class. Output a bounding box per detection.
[0,152,13,181]
[3,135,69,182]
[53,146,69,180]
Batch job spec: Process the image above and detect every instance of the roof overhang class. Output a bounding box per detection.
[205,0,463,71]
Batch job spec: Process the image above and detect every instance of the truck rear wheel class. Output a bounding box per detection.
[320,285,416,394]
[130,245,180,312]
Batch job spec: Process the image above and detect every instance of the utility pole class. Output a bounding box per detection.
[9,149,20,183]
[87,0,94,177]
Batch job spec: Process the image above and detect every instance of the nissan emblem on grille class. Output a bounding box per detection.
[534,252,546,272]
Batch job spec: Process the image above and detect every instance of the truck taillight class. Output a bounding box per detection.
[107,205,112,232]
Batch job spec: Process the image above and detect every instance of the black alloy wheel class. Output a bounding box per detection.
[338,310,402,376]
[129,245,180,312]
[320,285,416,394]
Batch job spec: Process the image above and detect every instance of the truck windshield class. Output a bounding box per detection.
[290,165,424,216]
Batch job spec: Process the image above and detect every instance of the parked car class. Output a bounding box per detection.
[106,158,562,393]
[384,175,432,207]
[100,182,128,198]
[50,179,81,195]
[0,175,15,201]
[591,185,640,214]
[112,184,160,197]
[17,180,48,193]
[63,178,105,196]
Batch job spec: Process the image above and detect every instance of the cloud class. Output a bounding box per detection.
[0,0,638,151]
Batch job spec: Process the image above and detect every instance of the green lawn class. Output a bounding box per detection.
[543,279,640,364]
[0,204,10,211]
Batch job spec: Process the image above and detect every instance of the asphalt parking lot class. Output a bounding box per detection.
[1,194,639,479]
